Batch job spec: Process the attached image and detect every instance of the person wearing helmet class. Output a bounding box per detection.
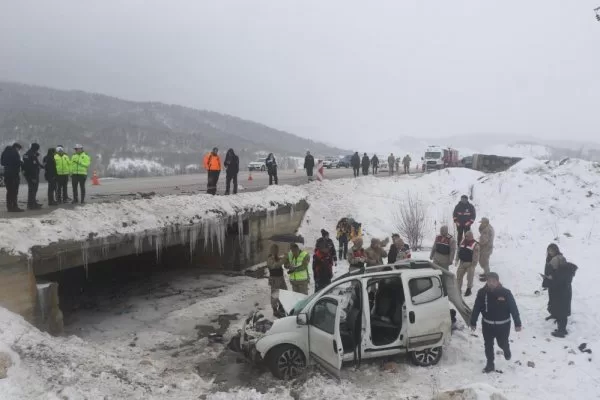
[70,144,91,204]
[54,146,71,204]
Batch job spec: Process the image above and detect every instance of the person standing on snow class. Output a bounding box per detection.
[471,272,522,373]
[542,244,577,338]
[371,154,379,175]
[336,219,351,260]
[347,238,367,272]
[387,153,395,175]
[315,229,337,264]
[265,152,278,185]
[313,241,335,291]
[54,146,71,204]
[266,244,287,317]
[453,194,476,245]
[351,152,361,178]
[455,231,480,296]
[429,225,457,270]
[361,153,370,176]
[478,217,495,281]
[388,235,411,263]
[22,143,44,210]
[70,144,91,204]
[285,243,310,295]
[203,147,221,195]
[43,148,58,206]
[365,238,389,266]
[224,148,239,195]
[304,151,315,182]
[402,154,411,174]
[1,142,24,212]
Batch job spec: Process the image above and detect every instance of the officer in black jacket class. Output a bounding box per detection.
[1,142,23,212]
[223,148,239,195]
[453,195,476,245]
[22,143,43,210]
[470,272,522,373]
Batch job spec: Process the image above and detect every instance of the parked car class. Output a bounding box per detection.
[323,157,340,169]
[248,159,266,171]
[0,166,4,188]
[338,155,352,168]
[233,260,470,380]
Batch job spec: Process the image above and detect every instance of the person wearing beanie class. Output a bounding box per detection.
[22,142,43,210]
[314,229,337,263]
[1,142,24,212]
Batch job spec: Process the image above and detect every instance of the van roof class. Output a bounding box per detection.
[334,259,435,282]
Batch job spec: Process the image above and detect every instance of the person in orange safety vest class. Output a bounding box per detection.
[203,147,222,195]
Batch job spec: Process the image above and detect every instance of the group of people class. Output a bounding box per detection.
[347,152,412,178]
[1,142,91,212]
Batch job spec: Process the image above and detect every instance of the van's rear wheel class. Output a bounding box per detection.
[267,344,306,380]
[410,347,442,366]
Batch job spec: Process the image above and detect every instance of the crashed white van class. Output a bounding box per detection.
[234,260,472,379]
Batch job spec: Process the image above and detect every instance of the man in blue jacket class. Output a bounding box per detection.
[470,272,522,373]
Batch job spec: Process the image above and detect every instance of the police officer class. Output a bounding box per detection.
[284,243,310,295]
[470,272,522,373]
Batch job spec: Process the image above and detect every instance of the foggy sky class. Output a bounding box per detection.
[1,0,599,149]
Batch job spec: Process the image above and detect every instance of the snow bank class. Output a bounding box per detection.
[107,157,175,177]
[0,185,306,255]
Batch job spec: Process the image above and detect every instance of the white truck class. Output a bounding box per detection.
[231,260,471,380]
[423,146,444,170]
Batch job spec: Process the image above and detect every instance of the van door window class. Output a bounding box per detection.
[323,280,362,354]
[409,277,443,305]
[311,298,338,335]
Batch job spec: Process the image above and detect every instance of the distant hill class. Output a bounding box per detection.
[0,81,349,176]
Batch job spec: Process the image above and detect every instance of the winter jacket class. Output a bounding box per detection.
[315,237,337,261]
[457,239,480,266]
[312,249,334,282]
[1,146,22,176]
[266,254,284,277]
[348,247,366,268]
[70,152,91,175]
[336,219,351,240]
[265,154,277,172]
[304,154,315,169]
[351,153,361,168]
[54,153,71,176]
[430,234,457,267]
[542,254,566,289]
[203,152,221,171]
[22,149,42,179]
[224,150,240,175]
[478,224,495,253]
[388,243,411,263]
[43,154,57,181]
[547,260,577,319]
[402,155,411,166]
[361,155,370,168]
[453,201,476,227]
[471,285,521,328]
[365,246,388,266]
[371,155,379,167]
[387,155,395,166]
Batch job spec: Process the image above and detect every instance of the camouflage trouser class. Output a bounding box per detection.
[456,261,475,290]
[479,249,493,275]
[432,253,452,270]
[291,280,309,295]
[269,276,288,312]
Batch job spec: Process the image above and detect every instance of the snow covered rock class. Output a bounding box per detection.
[0,351,12,379]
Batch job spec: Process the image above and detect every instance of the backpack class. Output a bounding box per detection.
[566,262,578,277]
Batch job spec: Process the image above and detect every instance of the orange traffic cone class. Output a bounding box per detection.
[248,172,253,181]
[92,170,100,185]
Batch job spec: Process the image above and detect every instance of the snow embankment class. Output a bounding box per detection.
[0,186,306,255]
[106,158,175,177]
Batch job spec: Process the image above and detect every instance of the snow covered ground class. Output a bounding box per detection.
[107,158,176,178]
[1,158,600,399]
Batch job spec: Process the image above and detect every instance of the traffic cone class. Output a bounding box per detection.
[248,172,253,181]
[92,170,100,185]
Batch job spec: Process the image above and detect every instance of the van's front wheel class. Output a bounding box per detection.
[410,347,442,367]
[267,344,306,380]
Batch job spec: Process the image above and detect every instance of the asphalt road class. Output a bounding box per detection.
[0,167,365,219]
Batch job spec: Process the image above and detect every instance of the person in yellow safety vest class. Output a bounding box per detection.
[70,144,91,204]
[54,146,71,204]
[285,243,310,295]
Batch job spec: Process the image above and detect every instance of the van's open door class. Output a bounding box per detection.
[308,296,344,379]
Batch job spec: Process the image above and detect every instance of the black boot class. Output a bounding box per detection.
[503,348,511,361]
[464,288,472,297]
[338,250,343,260]
[551,330,567,338]
[483,363,495,373]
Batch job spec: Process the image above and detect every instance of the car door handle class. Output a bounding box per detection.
[409,311,415,324]
[333,340,338,354]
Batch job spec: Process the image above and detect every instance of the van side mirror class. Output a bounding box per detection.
[296,313,308,325]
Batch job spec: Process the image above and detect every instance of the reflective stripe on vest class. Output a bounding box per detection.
[288,251,309,281]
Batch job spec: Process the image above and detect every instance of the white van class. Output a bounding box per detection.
[235,260,471,379]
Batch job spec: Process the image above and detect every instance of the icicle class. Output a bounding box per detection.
[237,213,244,242]
[290,204,295,221]
[203,219,212,251]
[36,283,47,323]
[189,224,199,258]
[154,232,163,262]
[266,210,272,229]
[134,234,145,255]
[81,241,90,279]
[272,208,278,228]
[215,218,226,255]
[101,238,110,258]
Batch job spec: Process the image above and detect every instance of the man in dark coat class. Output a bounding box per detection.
[315,229,337,263]
[265,153,278,185]
[22,143,44,209]
[43,148,58,205]
[313,241,335,291]
[453,195,476,245]
[1,143,24,212]
[471,272,522,373]
[361,153,370,176]
[223,148,239,195]
[351,152,361,177]
[304,151,315,182]
[371,154,379,174]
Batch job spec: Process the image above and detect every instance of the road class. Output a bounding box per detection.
[0,167,363,218]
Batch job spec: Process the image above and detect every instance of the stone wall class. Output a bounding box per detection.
[0,253,37,322]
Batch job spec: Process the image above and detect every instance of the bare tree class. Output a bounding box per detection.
[394,192,427,251]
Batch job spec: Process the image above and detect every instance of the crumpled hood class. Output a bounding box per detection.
[278,290,308,315]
